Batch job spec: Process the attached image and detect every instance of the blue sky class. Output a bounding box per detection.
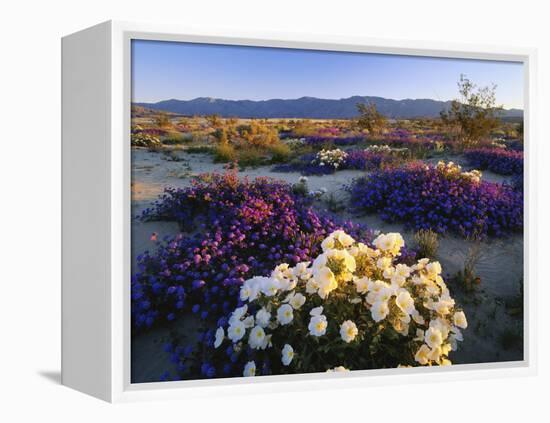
[132,40,524,109]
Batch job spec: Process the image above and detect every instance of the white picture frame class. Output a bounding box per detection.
[61,20,537,403]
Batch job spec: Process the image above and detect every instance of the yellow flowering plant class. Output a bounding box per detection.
[214,230,467,376]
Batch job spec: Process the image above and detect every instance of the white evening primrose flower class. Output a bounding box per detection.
[243,361,256,377]
[371,300,390,322]
[326,366,349,372]
[333,230,355,248]
[240,278,260,302]
[293,261,312,280]
[316,266,338,298]
[373,233,404,256]
[376,256,392,270]
[248,325,266,349]
[260,334,272,350]
[242,315,255,328]
[414,344,431,365]
[412,310,425,325]
[395,290,415,315]
[328,248,356,274]
[426,261,442,278]
[308,315,328,336]
[340,320,358,343]
[321,234,336,251]
[229,305,248,325]
[214,327,224,348]
[310,306,324,316]
[289,292,306,310]
[277,304,294,325]
[305,278,319,294]
[453,311,468,329]
[227,320,246,343]
[260,277,280,297]
[434,298,455,316]
[271,263,293,287]
[281,344,294,366]
[354,276,371,294]
[413,258,430,270]
[255,308,271,328]
[366,280,391,305]
[425,326,443,349]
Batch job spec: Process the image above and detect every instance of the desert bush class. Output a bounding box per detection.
[214,143,237,162]
[131,132,162,149]
[183,231,466,378]
[268,142,292,163]
[237,148,266,168]
[161,132,187,145]
[413,229,439,259]
[154,113,172,128]
[348,161,523,237]
[440,75,502,149]
[356,103,388,135]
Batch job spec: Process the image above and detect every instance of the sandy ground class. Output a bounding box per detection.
[131,147,523,382]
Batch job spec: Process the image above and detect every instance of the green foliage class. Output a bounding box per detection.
[237,148,266,168]
[269,142,291,163]
[213,142,237,162]
[161,132,187,145]
[413,229,439,259]
[154,113,172,128]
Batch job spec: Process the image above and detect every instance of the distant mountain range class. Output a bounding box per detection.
[134,96,523,119]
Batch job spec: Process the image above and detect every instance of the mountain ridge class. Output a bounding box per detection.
[134,95,523,119]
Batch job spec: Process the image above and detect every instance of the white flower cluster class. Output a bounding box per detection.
[435,161,482,184]
[312,148,348,169]
[214,230,467,376]
[366,144,408,154]
[283,138,306,149]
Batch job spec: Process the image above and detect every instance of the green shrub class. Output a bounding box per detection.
[161,132,187,145]
[413,229,439,259]
[186,145,213,154]
[269,142,291,163]
[237,148,265,168]
[214,143,237,162]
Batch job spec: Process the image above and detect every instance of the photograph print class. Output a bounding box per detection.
[130,39,524,383]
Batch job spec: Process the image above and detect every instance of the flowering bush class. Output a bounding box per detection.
[131,132,162,148]
[273,148,406,175]
[349,162,523,237]
[132,170,375,330]
[344,150,404,171]
[312,149,348,170]
[464,148,523,175]
[195,230,466,377]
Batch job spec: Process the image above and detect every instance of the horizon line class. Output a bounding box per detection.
[132,95,523,110]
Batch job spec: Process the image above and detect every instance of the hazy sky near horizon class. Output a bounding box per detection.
[132,39,524,109]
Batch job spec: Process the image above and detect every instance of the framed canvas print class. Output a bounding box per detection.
[61,21,537,402]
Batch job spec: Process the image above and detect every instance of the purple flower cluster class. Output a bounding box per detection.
[273,149,404,176]
[464,148,524,175]
[344,150,404,171]
[348,163,523,237]
[132,171,373,330]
